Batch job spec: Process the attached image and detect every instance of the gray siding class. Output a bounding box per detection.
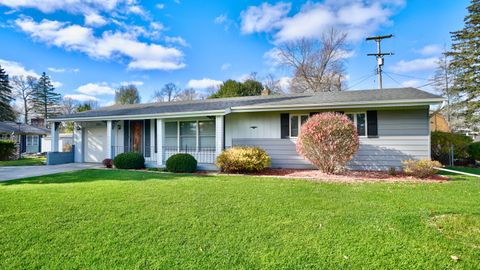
[230,107,430,171]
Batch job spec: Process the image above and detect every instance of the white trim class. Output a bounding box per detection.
[289,114,309,138]
[156,119,164,166]
[346,112,368,137]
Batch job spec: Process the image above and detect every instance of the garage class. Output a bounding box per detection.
[85,123,107,163]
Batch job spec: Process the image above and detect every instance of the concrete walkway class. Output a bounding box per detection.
[0,163,101,181]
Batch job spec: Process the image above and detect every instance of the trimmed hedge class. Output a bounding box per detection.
[166,153,197,173]
[468,142,480,161]
[402,159,442,179]
[0,140,16,161]
[216,146,270,173]
[113,152,145,169]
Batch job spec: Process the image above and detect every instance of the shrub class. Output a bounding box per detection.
[388,167,398,176]
[402,159,442,178]
[468,142,480,161]
[102,158,113,168]
[166,153,197,173]
[113,152,145,169]
[431,131,473,164]
[216,146,270,173]
[296,112,359,174]
[0,140,16,161]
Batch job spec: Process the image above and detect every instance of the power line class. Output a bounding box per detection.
[386,71,430,81]
[346,74,377,90]
[383,72,403,87]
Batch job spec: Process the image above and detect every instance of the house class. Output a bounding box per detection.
[0,121,49,153]
[430,111,451,132]
[48,88,443,170]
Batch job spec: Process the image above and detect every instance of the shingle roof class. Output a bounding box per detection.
[52,88,443,120]
[0,121,49,135]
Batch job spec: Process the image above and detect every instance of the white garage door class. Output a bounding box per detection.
[85,125,107,163]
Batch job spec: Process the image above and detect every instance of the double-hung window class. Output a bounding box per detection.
[164,120,215,151]
[346,113,367,136]
[290,114,309,138]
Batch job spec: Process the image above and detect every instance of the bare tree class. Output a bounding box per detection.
[263,74,284,94]
[431,51,458,126]
[11,75,37,124]
[153,83,180,102]
[277,28,347,93]
[176,88,198,101]
[61,97,78,115]
[115,84,141,105]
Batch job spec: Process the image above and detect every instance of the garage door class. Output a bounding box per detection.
[85,125,107,163]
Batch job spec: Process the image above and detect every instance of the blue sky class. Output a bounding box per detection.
[0,0,470,106]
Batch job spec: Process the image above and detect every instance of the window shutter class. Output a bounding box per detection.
[280,113,289,139]
[124,120,130,152]
[309,112,319,116]
[144,120,151,157]
[367,110,378,138]
[21,135,26,153]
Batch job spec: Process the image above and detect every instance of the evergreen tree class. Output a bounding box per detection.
[0,65,16,121]
[209,79,263,98]
[448,0,480,128]
[32,72,61,127]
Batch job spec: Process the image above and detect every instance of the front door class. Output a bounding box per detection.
[131,120,143,153]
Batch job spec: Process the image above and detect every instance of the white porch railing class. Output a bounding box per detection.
[111,146,157,163]
[163,146,216,164]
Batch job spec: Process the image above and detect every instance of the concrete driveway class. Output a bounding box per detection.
[0,163,101,181]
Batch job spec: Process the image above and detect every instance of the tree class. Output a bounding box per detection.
[153,83,179,102]
[209,79,263,98]
[263,74,284,94]
[448,0,480,128]
[0,65,16,121]
[31,72,61,127]
[77,102,94,112]
[277,28,347,93]
[115,84,140,105]
[11,75,37,124]
[176,88,198,101]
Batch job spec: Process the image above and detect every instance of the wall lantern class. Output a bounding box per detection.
[250,126,258,129]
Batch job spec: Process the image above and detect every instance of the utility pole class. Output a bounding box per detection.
[366,34,393,90]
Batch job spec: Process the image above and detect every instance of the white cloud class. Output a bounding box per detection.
[64,94,99,102]
[415,44,442,56]
[214,14,234,31]
[51,81,63,88]
[278,76,292,91]
[165,36,189,47]
[119,80,143,86]
[187,78,222,89]
[156,3,165,9]
[263,47,283,66]
[15,17,186,71]
[77,83,115,95]
[0,0,131,14]
[0,59,40,77]
[240,1,404,42]
[240,2,291,34]
[401,79,422,87]
[47,67,65,73]
[221,63,231,71]
[84,12,107,27]
[391,57,438,73]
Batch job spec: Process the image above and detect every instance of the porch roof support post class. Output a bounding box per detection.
[51,122,59,152]
[106,120,113,159]
[215,115,224,157]
[156,118,164,166]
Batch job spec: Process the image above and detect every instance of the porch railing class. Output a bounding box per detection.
[163,146,216,164]
[111,146,157,163]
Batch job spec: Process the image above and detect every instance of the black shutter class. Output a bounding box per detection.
[21,135,27,153]
[309,112,319,116]
[367,110,378,138]
[38,135,42,152]
[154,120,157,153]
[144,120,151,157]
[280,113,289,139]
[124,120,130,152]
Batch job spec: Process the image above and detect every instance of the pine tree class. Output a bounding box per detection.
[0,65,16,121]
[32,72,61,127]
[448,0,480,129]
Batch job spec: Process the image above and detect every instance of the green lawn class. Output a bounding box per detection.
[0,156,45,166]
[443,166,480,176]
[1,170,479,269]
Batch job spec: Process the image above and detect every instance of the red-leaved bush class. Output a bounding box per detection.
[296,112,359,174]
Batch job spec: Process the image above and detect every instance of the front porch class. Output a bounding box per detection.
[49,115,225,169]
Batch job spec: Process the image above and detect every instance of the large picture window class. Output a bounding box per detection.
[290,114,308,138]
[164,120,215,151]
[346,113,367,136]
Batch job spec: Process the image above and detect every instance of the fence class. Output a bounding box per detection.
[163,146,216,164]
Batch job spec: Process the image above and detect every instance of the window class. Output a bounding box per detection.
[26,135,33,146]
[346,113,367,136]
[164,120,215,151]
[290,114,308,137]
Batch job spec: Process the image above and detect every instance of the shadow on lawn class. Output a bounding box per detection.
[0,169,213,186]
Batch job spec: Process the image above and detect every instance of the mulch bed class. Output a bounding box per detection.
[208,169,448,183]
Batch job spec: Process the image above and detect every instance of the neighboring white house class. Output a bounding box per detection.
[47,88,443,170]
[42,133,74,152]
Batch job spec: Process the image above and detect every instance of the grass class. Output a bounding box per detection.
[0,156,45,166]
[1,170,479,269]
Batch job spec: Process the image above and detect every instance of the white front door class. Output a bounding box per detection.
[85,125,107,162]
